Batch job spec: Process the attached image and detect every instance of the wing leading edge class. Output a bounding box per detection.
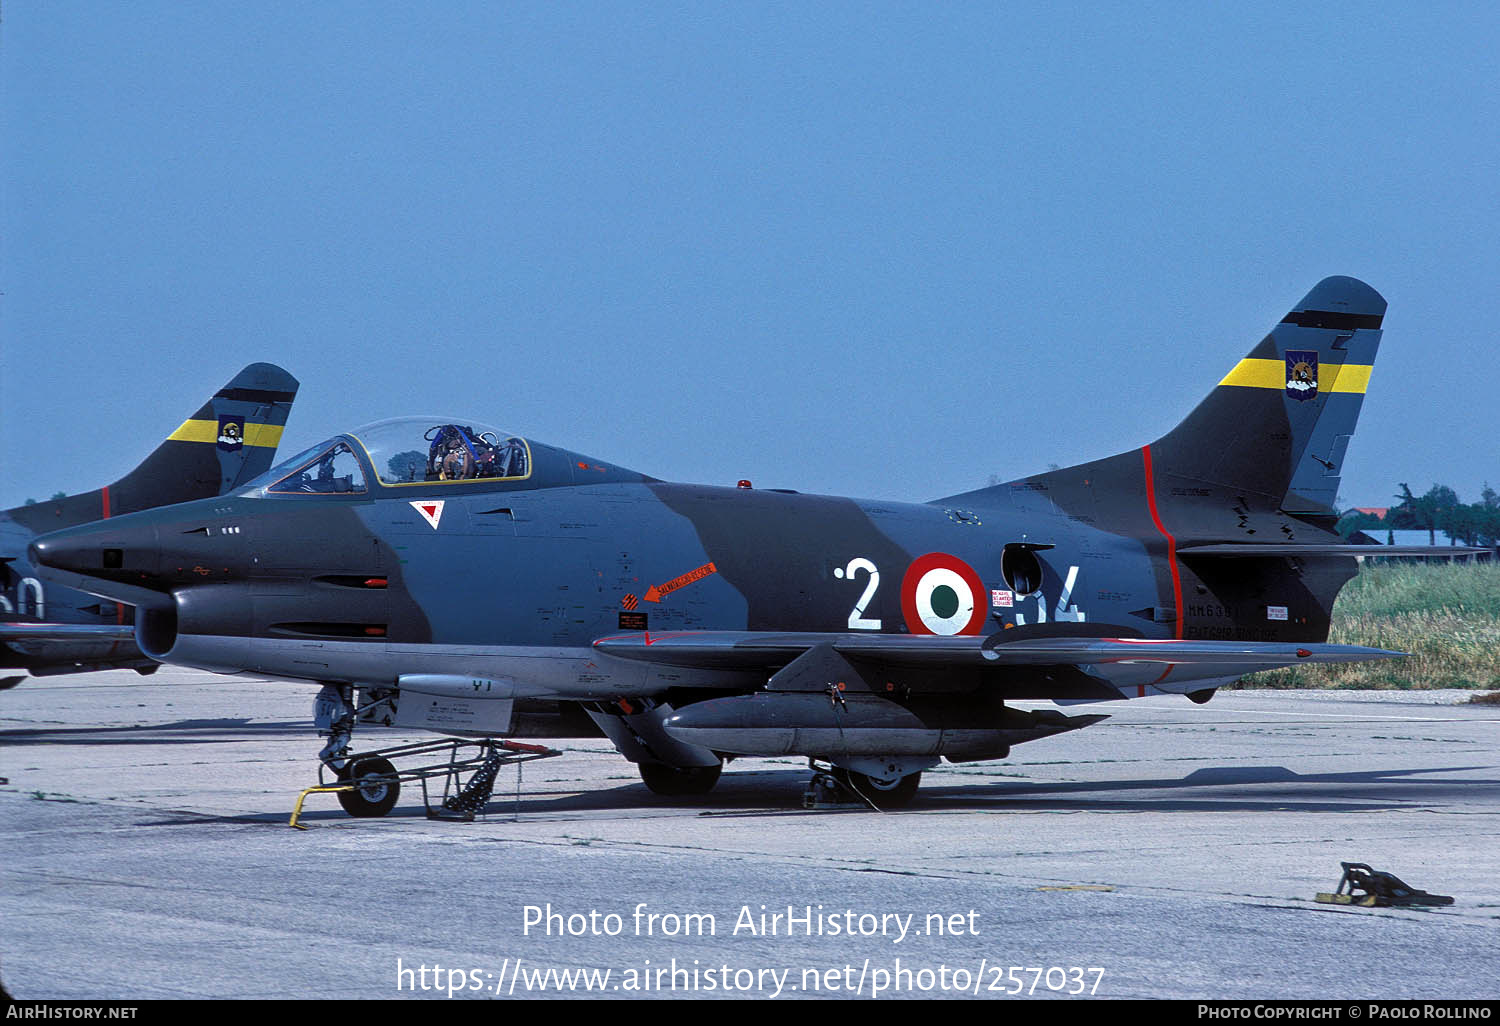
[593,629,1401,669]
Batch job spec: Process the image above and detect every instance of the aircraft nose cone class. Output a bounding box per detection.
[30,520,160,579]
[29,535,93,575]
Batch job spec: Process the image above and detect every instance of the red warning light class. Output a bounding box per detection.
[737,480,752,489]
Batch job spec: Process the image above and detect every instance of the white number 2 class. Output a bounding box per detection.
[836,557,882,630]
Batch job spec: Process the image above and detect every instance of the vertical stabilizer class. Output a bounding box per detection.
[1150,276,1384,512]
[8,363,299,533]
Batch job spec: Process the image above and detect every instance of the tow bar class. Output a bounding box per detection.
[1315,862,1454,908]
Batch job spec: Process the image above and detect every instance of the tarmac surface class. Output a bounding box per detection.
[2,667,1498,1001]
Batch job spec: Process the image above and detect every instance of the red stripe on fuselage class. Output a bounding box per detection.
[100,487,127,638]
[1141,445,1182,686]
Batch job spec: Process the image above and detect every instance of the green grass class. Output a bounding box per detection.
[1238,561,1500,690]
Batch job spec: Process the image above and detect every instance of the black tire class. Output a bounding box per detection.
[833,768,921,810]
[638,760,722,797]
[336,757,400,817]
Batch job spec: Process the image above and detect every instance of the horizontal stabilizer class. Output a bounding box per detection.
[1178,544,1488,558]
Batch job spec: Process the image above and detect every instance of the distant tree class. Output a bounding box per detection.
[1480,507,1500,547]
[386,450,426,484]
[23,498,37,506]
[1387,483,1500,548]
[50,492,67,501]
[1444,503,1480,546]
[1455,495,1500,547]
[1390,483,1461,544]
[1479,485,1500,547]
[1387,483,1424,531]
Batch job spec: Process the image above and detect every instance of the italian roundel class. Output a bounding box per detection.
[900,553,987,636]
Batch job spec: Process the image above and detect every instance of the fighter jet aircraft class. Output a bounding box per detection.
[0,363,298,686]
[31,278,1412,809]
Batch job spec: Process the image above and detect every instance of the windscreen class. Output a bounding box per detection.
[266,441,367,494]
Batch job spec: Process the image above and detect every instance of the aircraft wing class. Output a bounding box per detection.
[593,630,1403,671]
[0,623,136,643]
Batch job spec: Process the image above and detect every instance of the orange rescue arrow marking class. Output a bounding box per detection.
[642,562,718,603]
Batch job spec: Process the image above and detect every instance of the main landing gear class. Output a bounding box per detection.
[637,759,723,796]
[804,759,926,810]
[630,750,926,809]
[832,767,922,809]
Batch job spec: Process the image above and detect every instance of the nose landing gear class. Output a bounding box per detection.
[295,683,559,826]
[335,756,400,817]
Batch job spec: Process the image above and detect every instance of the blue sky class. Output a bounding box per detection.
[4,3,1497,511]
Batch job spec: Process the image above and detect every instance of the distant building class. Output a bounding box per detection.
[1351,507,1388,520]
[1349,527,1492,562]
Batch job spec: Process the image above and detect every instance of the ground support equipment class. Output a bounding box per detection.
[290,738,560,828]
[1314,862,1454,908]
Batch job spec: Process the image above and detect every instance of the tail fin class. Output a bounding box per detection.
[1149,276,1385,512]
[8,363,299,532]
[110,362,300,511]
[954,277,1385,523]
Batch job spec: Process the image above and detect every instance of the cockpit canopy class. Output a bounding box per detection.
[251,417,532,495]
[351,417,530,485]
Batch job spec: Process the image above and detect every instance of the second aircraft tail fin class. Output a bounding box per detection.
[108,362,301,512]
[7,363,299,533]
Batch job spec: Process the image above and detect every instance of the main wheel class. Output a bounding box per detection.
[834,768,921,810]
[336,756,400,817]
[638,760,722,797]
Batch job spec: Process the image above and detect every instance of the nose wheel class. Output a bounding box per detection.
[335,757,401,817]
